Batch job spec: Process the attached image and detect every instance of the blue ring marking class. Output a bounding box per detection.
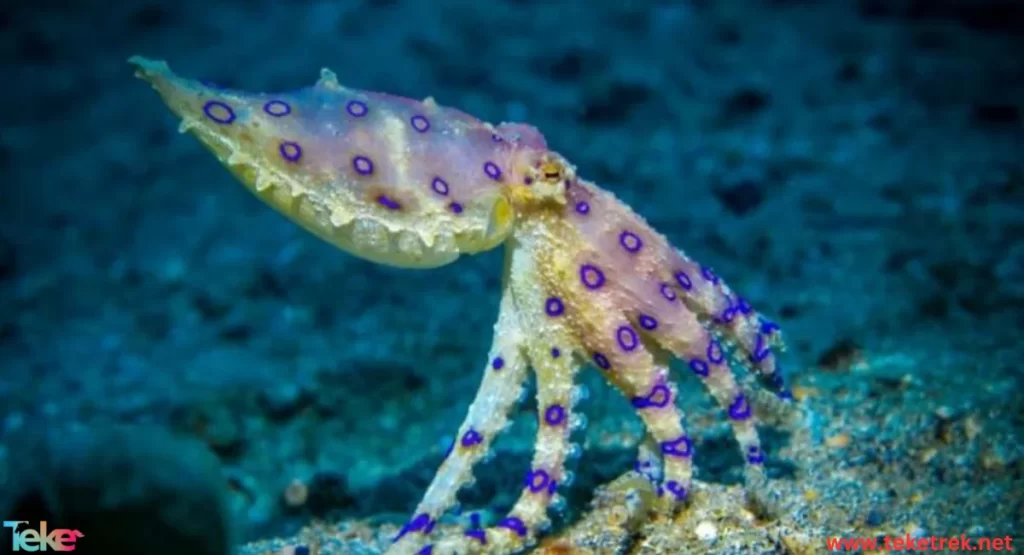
[352,155,374,175]
[631,384,671,409]
[638,314,658,330]
[448,202,464,214]
[706,339,725,364]
[665,480,688,500]
[580,264,605,289]
[415,547,433,555]
[619,230,643,253]
[660,434,693,458]
[346,100,368,117]
[279,141,302,163]
[592,352,610,370]
[718,294,739,323]
[728,394,752,420]
[660,283,677,301]
[431,177,449,196]
[376,195,401,210]
[616,325,639,351]
[461,429,483,447]
[689,358,709,377]
[701,265,720,284]
[545,297,565,317]
[760,319,781,335]
[544,404,566,426]
[410,114,430,132]
[394,513,433,541]
[752,333,772,363]
[498,517,527,537]
[747,445,765,464]
[202,100,235,124]
[263,99,291,117]
[491,357,504,370]
[575,201,590,215]
[674,270,693,291]
[294,547,310,555]
[525,469,551,493]
[551,347,561,358]
[483,161,502,180]
[464,529,487,545]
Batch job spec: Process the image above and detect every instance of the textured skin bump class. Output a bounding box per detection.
[129,56,523,268]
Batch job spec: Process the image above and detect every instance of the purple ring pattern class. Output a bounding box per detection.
[746,445,765,464]
[638,314,658,330]
[675,270,693,291]
[660,434,693,458]
[689,358,710,377]
[660,283,677,301]
[498,517,527,537]
[545,297,565,317]
[279,141,302,163]
[728,394,752,420]
[632,384,671,409]
[448,202,464,214]
[525,469,551,493]
[346,100,368,117]
[544,404,566,426]
[464,529,486,545]
[616,325,639,351]
[575,201,590,215]
[263,100,291,117]
[665,480,688,500]
[352,155,374,175]
[461,429,483,447]
[707,339,725,364]
[431,177,449,196]
[394,513,434,541]
[701,265,720,284]
[592,352,610,370]
[580,264,605,290]
[202,100,235,124]
[619,230,643,253]
[410,114,430,132]
[491,357,504,370]
[377,195,401,210]
[483,161,502,181]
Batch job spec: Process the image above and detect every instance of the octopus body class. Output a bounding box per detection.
[131,56,791,555]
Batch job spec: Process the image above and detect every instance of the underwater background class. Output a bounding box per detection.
[1,0,1022,553]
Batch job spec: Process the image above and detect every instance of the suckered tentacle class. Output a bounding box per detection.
[667,249,789,399]
[388,285,529,555]
[431,343,580,555]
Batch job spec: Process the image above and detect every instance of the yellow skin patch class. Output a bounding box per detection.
[131,56,791,555]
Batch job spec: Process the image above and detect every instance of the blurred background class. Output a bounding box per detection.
[0,0,1021,553]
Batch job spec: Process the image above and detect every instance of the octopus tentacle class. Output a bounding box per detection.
[667,249,789,398]
[618,358,695,511]
[433,343,580,554]
[634,290,768,491]
[389,284,529,554]
[682,328,767,488]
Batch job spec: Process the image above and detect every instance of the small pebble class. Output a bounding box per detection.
[695,520,718,543]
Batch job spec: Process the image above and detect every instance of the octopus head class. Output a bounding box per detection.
[504,149,576,213]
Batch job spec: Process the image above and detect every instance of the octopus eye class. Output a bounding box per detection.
[539,160,563,181]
